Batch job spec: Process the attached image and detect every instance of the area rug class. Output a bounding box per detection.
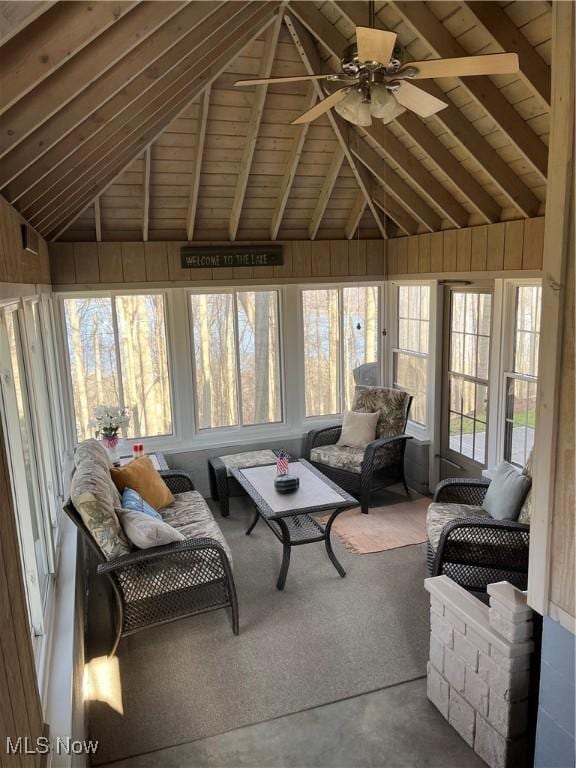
[87,498,430,765]
[318,494,430,555]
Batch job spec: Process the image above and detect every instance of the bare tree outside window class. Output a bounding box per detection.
[393,285,430,426]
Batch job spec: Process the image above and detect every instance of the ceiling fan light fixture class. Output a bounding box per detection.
[369,83,396,119]
[334,88,372,126]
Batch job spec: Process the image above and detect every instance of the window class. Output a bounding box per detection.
[302,286,380,417]
[393,285,430,426]
[189,290,282,429]
[447,290,492,466]
[504,285,541,466]
[63,294,173,441]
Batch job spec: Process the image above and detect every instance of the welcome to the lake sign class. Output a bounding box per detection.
[181,245,283,269]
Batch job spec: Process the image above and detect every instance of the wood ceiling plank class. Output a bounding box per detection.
[391,1,548,182]
[345,192,367,239]
[142,147,151,241]
[290,1,501,224]
[18,2,256,220]
[0,1,138,116]
[308,147,344,239]
[1,2,224,190]
[285,13,387,239]
[47,4,280,240]
[463,1,550,108]
[270,85,316,240]
[0,2,186,158]
[0,1,56,47]
[351,136,441,232]
[372,183,418,236]
[229,9,284,241]
[186,87,211,241]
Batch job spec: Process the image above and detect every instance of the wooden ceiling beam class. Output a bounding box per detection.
[94,197,102,242]
[345,192,367,240]
[464,1,550,109]
[17,2,256,221]
[46,5,280,240]
[186,87,211,241]
[290,1,500,224]
[372,183,418,237]
[391,1,548,182]
[285,13,387,239]
[229,9,285,241]
[350,134,441,232]
[0,1,138,116]
[270,85,316,240]
[308,146,344,240]
[142,147,151,242]
[0,2,186,160]
[0,2,57,47]
[1,2,225,191]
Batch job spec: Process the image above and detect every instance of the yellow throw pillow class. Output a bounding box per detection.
[111,456,174,510]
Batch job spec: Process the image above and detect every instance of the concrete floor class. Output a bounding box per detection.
[100,677,485,768]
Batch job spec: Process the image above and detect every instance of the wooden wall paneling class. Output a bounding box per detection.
[504,220,524,270]
[311,240,331,277]
[366,239,385,276]
[386,238,398,275]
[274,241,293,278]
[167,241,190,281]
[49,242,75,284]
[330,240,349,276]
[443,230,457,272]
[120,242,146,282]
[97,242,123,283]
[486,222,506,271]
[396,238,408,274]
[73,242,99,283]
[0,196,50,283]
[522,217,545,270]
[429,231,444,273]
[456,228,472,272]
[253,262,274,280]
[418,233,431,273]
[407,237,419,274]
[348,239,367,276]
[292,240,312,278]
[471,226,488,271]
[144,242,169,282]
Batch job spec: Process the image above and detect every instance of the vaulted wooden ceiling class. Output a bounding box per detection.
[0,1,551,242]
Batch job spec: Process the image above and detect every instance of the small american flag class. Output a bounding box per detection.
[276,449,289,476]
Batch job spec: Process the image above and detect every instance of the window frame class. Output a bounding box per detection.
[57,288,178,448]
[496,278,542,467]
[298,282,383,422]
[386,280,437,441]
[186,286,286,435]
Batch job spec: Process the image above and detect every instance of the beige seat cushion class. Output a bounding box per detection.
[160,491,232,564]
[426,502,490,550]
[218,449,278,477]
[310,444,365,474]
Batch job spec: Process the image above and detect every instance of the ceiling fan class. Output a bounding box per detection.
[234,7,519,128]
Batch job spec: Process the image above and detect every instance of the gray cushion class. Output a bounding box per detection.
[482,461,532,521]
[160,491,232,564]
[117,508,185,549]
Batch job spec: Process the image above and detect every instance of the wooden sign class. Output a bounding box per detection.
[181,245,283,269]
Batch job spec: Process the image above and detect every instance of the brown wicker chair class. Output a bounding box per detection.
[65,468,238,654]
[426,477,530,595]
[305,386,413,515]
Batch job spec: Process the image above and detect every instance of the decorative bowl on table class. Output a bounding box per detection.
[274,474,300,494]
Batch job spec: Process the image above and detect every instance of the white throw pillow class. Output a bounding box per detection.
[117,508,185,549]
[337,410,379,449]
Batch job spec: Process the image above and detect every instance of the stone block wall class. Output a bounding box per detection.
[425,576,534,768]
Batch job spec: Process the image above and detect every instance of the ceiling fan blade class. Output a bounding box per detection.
[234,74,332,87]
[292,88,348,125]
[356,27,397,64]
[408,53,520,80]
[394,81,448,118]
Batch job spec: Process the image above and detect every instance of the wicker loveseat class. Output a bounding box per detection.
[305,386,413,515]
[426,458,532,595]
[65,440,238,653]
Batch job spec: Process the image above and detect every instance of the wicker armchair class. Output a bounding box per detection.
[426,477,530,595]
[65,469,238,654]
[305,386,413,515]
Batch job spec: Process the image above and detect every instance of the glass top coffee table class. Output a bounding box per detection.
[231,459,357,590]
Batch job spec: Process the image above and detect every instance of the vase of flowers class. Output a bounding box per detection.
[92,406,130,463]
